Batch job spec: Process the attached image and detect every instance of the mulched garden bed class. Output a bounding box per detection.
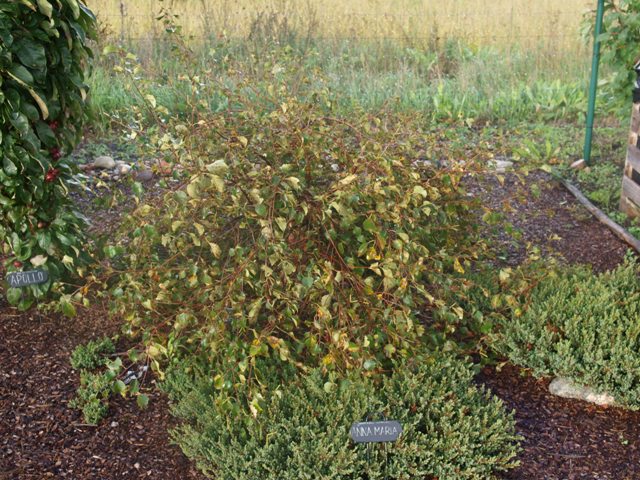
[467,170,630,272]
[480,365,640,480]
[0,165,637,479]
[0,300,206,480]
[474,169,639,480]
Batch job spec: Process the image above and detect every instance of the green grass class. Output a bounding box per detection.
[86,27,633,235]
[88,34,599,127]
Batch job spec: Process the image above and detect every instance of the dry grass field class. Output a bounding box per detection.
[89,0,593,51]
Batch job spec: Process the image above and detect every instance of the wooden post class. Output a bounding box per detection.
[620,66,640,219]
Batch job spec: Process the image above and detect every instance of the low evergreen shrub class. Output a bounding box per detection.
[494,258,640,408]
[70,336,115,370]
[165,354,520,480]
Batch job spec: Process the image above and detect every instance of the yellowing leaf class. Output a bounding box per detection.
[499,268,512,283]
[208,242,221,258]
[206,160,228,175]
[30,254,47,267]
[413,185,428,197]
[339,174,357,186]
[186,182,199,198]
[210,175,225,193]
[275,217,287,232]
[453,258,465,274]
[145,94,157,108]
[322,354,334,366]
[37,1,53,21]
[286,176,301,190]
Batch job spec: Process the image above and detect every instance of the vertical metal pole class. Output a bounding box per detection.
[584,0,605,164]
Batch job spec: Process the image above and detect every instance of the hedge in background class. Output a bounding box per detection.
[0,0,95,309]
[165,354,520,480]
[494,258,640,408]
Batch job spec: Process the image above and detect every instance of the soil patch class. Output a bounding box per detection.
[468,170,630,272]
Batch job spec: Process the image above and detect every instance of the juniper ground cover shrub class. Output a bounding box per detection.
[494,257,640,408]
[0,0,95,309]
[165,353,520,480]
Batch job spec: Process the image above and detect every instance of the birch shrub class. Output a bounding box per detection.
[108,88,482,405]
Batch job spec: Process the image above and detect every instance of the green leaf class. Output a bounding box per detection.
[8,64,34,86]
[61,300,77,318]
[362,217,378,233]
[363,359,377,370]
[113,379,126,396]
[35,121,56,147]
[255,203,267,217]
[132,181,144,198]
[18,297,34,311]
[136,394,149,409]
[3,156,17,176]
[6,288,22,306]
[14,38,47,70]
[9,112,29,135]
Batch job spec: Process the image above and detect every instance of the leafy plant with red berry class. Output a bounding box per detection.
[0,0,96,310]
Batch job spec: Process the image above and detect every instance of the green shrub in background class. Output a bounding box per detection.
[165,354,519,480]
[494,257,640,408]
[590,1,640,104]
[0,0,95,309]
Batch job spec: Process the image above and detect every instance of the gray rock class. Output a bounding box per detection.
[117,164,132,175]
[93,155,116,169]
[134,168,154,182]
[548,377,616,406]
[491,159,514,173]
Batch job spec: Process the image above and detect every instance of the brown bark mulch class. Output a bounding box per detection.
[468,170,630,272]
[0,300,206,480]
[479,365,640,480]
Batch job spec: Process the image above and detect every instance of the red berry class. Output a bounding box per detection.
[13,261,22,268]
[45,168,60,182]
[50,148,62,161]
[49,121,59,131]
